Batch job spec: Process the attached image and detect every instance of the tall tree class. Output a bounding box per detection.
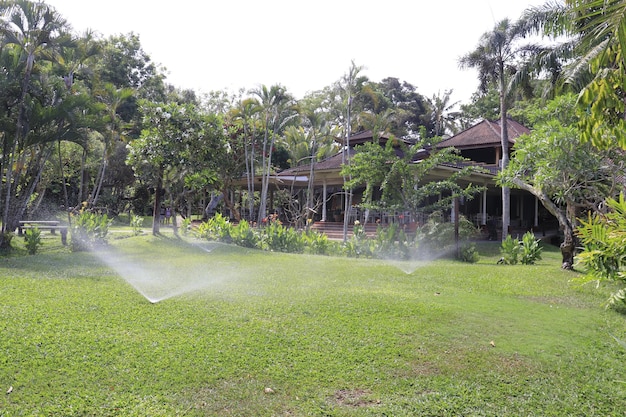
[499,94,624,268]
[0,0,70,247]
[250,84,297,223]
[127,101,224,235]
[229,97,261,220]
[459,18,527,240]
[425,89,460,137]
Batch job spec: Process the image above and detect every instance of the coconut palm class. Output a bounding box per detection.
[459,18,527,240]
[425,90,460,137]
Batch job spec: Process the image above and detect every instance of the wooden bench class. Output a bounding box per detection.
[18,221,68,245]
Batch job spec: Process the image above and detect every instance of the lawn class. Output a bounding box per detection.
[1,229,625,416]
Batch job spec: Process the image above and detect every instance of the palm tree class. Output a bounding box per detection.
[230,97,261,220]
[425,90,460,137]
[0,0,70,246]
[459,18,527,240]
[564,0,626,148]
[250,84,297,224]
[89,83,134,207]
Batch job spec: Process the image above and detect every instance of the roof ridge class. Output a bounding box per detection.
[485,119,501,138]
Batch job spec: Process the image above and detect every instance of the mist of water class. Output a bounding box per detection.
[93,241,238,303]
[380,245,456,274]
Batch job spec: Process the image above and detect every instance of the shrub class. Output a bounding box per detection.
[230,220,259,248]
[24,227,42,255]
[303,230,333,255]
[260,221,305,253]
[500,233,542,265]
[372,223,415,260]
[520,231,542,265]
[576,194,626,307]
[417,211,478,249]
[500,235,521,265]
[130,214,144,236]
[70,211,112,252]
[197,213,233,243]
[459,242,480,263]
[180,217,192,236]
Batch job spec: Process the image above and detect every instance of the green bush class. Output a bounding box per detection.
[373,223,414,260]
[130,214,144,236]
[520,231,542,265]
[70,211,112,252]
[500,235,521,265]
[459,242,480,263]
[180,217,192,236]
[230,220,259,248]
[24,227,42,255]
[576,194,626,307]
[196,213,233,243]
[260,221,305,253]
[417,211,478,248]
[303,230,334,255]
[500,233,542,265]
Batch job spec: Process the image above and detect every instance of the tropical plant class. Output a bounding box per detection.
[130,214,143,236]
[196,213,232,243]
[499,94,625,268]
[303,229,334,255]
[250,84,298,224]
[417,211,478,251]
[127,101,224,235]
[229,220,258,248]
[459,243,480,263]
[500,234,521,265]
[259,219,305,253]
[576,194,626,306]
[520,231,543,265]
[459,18,529,240]
[0,0,71,248]
[70,209,111,252]
[23,227,42,255]
[425,89,461,137]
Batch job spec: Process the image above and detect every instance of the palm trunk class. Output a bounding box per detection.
[499,69,510,241]
[257,125,270,224]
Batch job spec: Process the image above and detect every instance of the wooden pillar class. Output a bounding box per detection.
[322,181,328,222]
[451,198,457,223]
[482,189,487,225]
[534,197,539,228]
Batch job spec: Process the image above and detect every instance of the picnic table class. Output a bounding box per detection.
[18,221,68,245]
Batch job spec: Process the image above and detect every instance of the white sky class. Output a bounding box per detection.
[44,0,547,105]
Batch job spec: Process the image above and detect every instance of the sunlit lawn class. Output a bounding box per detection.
[1,229,625,416]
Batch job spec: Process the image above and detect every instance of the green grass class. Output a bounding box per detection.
[1,231,625,416]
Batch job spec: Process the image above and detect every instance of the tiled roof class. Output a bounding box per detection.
[436,118,529,150]
[337,130,413,146]
[278,149,355,176]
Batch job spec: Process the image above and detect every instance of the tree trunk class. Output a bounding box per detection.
[499,70,510,241]
[222,188,241,221]
[152,169,163,235]
[511,178,575,269]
